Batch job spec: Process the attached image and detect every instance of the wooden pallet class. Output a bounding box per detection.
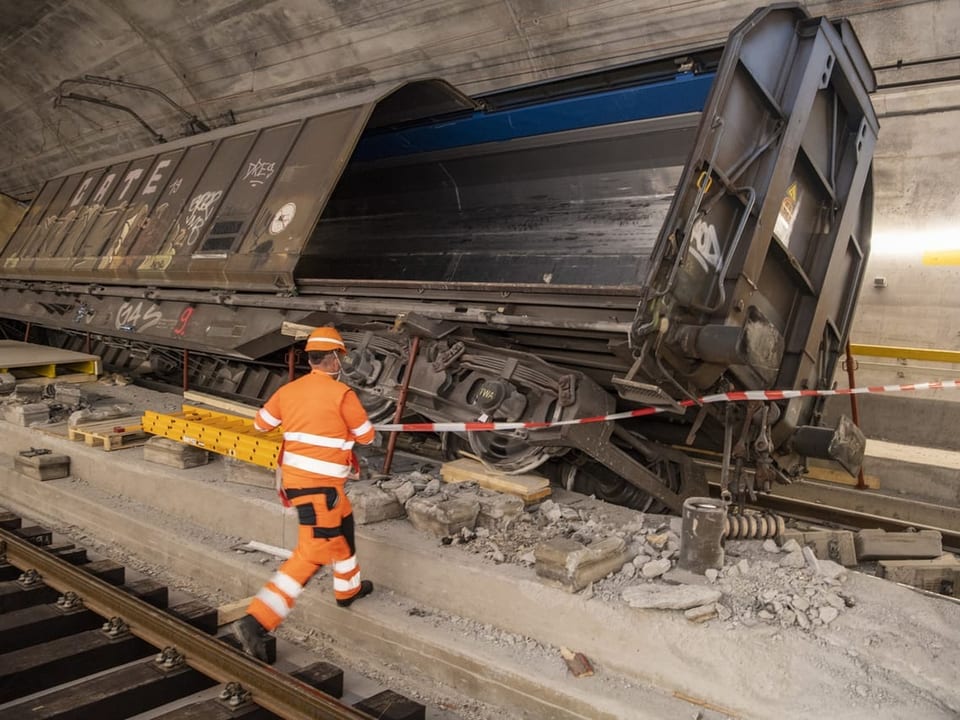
[68,417,148,451]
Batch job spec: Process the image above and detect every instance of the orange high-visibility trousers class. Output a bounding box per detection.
[247,485,361,631]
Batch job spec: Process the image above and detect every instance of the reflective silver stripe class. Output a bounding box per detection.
[333,556,358,575]
[283,431,354,450]
[306,337,345,351]
[257,408,281,428]
[282,451,351,478]
[350,420,373,437]
[271,571,304,599]
[334,574,361,593]
[255,587,290,618]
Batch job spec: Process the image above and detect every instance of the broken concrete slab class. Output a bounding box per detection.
[68,403,135,427]
[476,492,524,530]
[877,555,960,593]
[53,383,86,406]
[622,584,722,611]
[855,529,943,560]
[405,496,479,538]
[800,530,858,567]
[143,436,209,469]
[3,402,50,426]
[780,529,858,566]
[12,383,43,402]
[535,536,633,593]
[380,478,416,506]
[348,481,406,525]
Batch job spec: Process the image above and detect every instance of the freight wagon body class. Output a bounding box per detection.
[0,5,878,511]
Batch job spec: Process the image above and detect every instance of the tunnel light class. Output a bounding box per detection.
[870,226,960,262]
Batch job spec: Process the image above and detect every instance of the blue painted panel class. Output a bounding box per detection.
[355,72,715,161]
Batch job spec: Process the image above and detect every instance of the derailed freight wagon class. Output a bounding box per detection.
[0,5,878,512]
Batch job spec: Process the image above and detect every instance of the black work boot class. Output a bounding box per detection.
[337,580,374,608]
[232,614,271,662]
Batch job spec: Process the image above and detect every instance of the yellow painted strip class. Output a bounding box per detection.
[922,249,960,266]
[849,344,960,364]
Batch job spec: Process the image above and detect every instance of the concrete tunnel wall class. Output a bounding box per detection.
[0,0,958,382]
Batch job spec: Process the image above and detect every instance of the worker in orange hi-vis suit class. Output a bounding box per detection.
[233,326,376,662]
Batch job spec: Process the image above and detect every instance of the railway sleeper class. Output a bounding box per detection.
[0,559,124,613]
[0,656,216,720]
[0,578,168,653]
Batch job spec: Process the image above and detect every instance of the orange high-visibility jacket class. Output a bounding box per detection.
[254,370,374,489]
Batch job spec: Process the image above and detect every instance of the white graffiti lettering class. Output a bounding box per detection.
[243,158,276,186]
[91,174,117,205]
[115,300,163,333]
[70,177,95,207]
[168,178,183,195]
[143,159,172,196]
[117,168,145,202]
[689,218,722,274]
[176,190,223,247]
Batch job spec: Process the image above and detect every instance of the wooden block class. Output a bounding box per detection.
[440,458,551,503]
[855,529,943,560]
[183,391,257,418]
[878,555,960,594]
[217,597,254,626]
[805,463,880,489]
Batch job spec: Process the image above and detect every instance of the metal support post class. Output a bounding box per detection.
[845,340,867,490]
[382,336,420,475]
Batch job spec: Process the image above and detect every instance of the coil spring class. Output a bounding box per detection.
[723,512,784,540]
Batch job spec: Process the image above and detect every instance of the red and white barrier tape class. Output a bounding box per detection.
[372,379,960,433]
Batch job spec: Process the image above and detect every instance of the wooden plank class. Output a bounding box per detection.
[440,458,551,503]
[184,390,258,418]
[217,596,254,626]
[805,463,880,489]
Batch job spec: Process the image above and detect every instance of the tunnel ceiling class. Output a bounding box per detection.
[0,0,958,229]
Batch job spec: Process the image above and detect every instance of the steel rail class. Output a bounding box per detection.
[0,528,368,720]
[742,491,960,552]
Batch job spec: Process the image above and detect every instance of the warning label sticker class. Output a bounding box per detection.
[774,180,801,246]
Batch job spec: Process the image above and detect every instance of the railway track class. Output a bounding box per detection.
[740,489,960,553]
[684,458,960,552]
[0,511,426,720]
